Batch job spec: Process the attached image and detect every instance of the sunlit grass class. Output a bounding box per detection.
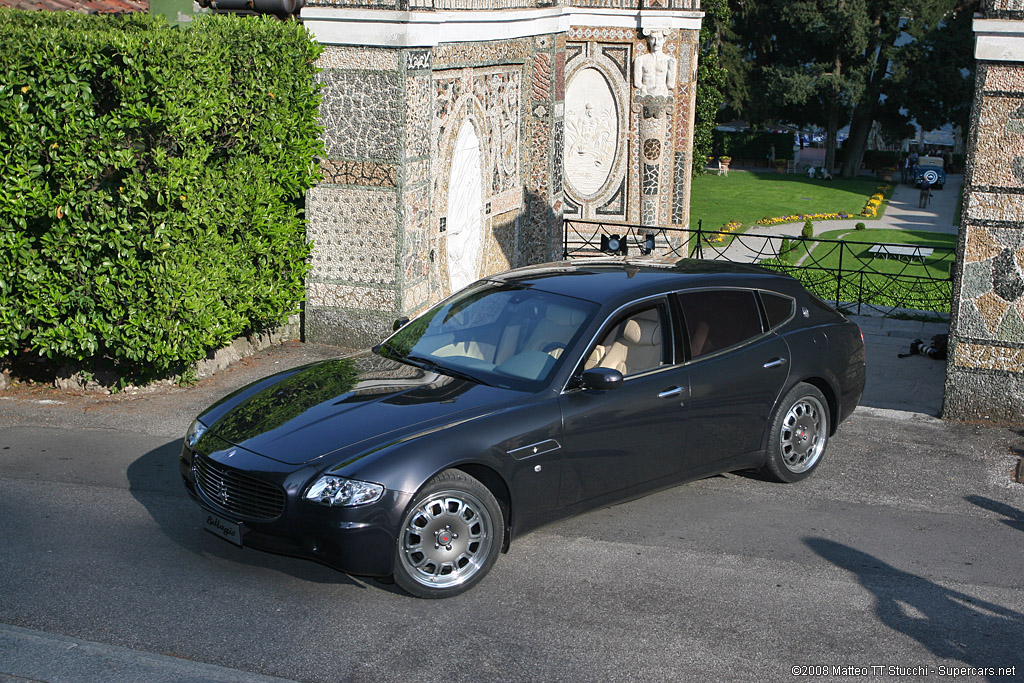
[690,170,888,233]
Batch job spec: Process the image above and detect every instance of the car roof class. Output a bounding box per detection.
[486,258,801,307]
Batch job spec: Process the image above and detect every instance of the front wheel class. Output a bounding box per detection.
[393,469,503,598]
[762,383,830,483]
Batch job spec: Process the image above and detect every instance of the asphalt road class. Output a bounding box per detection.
[1,345,1023,681]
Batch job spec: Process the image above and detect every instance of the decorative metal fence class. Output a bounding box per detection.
[563,219,955,317]
[309,0,701,10]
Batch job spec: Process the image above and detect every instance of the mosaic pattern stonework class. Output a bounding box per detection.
[306,187,399,285]
[433,38,533,69]
[321,160,397,187]
[433,69,522,198]
[532,53,551,101]
[672,150,687,224]
[317,46,398,71]
[971,94,1024,188]
[320,71,402,162]
[958,226,1024,342]
[405,75,432,160]
[402,185,432,310]
[304,23,700,348]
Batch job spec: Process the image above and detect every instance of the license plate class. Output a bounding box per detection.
[202,511,244,547]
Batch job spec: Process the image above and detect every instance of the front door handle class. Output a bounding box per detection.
[658,386,684,398]
[763,357,788,369]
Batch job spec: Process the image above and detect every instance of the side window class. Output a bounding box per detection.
[677,289,764,358]
[584,303,669,377]
[760,291,795,330]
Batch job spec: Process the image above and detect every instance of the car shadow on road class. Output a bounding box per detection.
[805,538,1024,679]
[965,495,1024,534]
[126,440,396,592]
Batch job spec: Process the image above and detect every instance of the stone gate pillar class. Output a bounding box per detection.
[945,0,1024,421]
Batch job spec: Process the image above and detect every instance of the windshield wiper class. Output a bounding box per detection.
[404,355,491,386]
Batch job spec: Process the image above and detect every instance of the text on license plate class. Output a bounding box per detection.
[202,511,244,547]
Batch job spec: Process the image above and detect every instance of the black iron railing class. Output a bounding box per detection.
[563,219,955,317]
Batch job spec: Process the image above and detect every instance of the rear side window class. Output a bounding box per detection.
[760,292,795,329]
[677,289,764,358]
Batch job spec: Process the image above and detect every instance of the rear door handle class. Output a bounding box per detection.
[763,358,787,369]
[658,386,684,399]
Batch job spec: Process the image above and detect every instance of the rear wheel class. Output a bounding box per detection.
[393,469,503,598]
[762,383,830,483]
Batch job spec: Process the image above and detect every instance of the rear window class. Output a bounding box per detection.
[677,289,764,358]
[760,292,795,329]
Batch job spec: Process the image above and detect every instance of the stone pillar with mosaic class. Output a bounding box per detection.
[945,0,1024,420]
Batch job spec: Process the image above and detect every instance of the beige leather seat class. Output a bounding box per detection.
[522,303,587,359]
[597,314,662,375]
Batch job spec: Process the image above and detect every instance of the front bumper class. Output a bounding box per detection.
[179,442,412,577]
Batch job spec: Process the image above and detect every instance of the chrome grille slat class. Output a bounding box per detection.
[194,454,285,521]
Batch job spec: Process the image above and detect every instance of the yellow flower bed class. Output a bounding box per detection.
[757,212,850,227]
[859,185,890,218]
[707,220,743,243]
[753,185,892,225]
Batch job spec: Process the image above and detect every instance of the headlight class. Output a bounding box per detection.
[185,418,208,449]
[305,476,384,507]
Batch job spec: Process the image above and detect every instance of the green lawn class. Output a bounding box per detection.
[807,228,956,279]
[763,228,955,314]
[690,170,888,232]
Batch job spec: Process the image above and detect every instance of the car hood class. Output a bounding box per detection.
[202,350,521,466]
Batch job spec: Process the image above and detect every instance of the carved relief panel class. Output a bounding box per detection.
[433,66,523,296]
[563,42,631,220]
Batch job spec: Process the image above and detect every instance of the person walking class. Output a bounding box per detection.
[919,178,932,208]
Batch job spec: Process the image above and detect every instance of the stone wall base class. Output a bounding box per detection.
[305,307,394,350]
[192,314,303,380]
[943,364,1024,423]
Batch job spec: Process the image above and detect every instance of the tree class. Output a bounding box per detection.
[692,0,731,174]
[728,0,872,172]
[840,1,977,178]
[726,0,977,177]
[872,4,976,148]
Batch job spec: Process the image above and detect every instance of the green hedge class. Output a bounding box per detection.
[0,10,322,378]
[712,130,793,164]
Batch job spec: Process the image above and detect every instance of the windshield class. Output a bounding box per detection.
[377,282,599,391]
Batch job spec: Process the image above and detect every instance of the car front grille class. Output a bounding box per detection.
[193,454,286,522]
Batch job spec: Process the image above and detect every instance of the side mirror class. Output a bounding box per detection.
[393,317,410,331]
[580,367,623,391]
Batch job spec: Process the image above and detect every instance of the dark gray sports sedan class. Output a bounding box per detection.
[180,258,865,598]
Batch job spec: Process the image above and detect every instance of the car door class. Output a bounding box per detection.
[556,299,688,507]
[675,288,791,469]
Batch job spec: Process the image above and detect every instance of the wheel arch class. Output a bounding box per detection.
[796,376,839,435]
[452,463,513,552]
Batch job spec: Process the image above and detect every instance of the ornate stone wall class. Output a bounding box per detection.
[301,6,702,348]
[561,25,699,231]
[945,3,1024,420]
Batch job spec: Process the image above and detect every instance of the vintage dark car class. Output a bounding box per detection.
[180,259,865,598]
[914,155,946,190]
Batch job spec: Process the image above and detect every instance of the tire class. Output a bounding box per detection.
[393,469,503,598]
[922,169,939,185]
[762,383,830,483]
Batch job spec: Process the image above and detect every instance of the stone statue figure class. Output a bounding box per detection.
[633,30,676,98]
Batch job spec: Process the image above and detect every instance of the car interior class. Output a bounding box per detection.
[585,306,666,376]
